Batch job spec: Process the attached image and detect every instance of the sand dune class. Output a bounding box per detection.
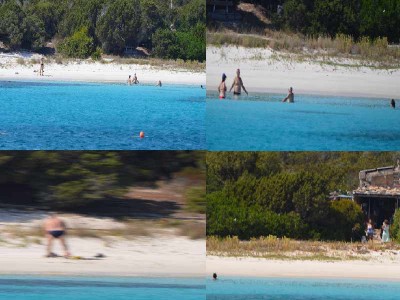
[207,46,400,99]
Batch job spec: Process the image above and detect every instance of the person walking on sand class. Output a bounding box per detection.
[229,69,248,96]
[366,219,374,242]
[282,87,294,103]
[218,73,227,99]
[43,213,70,257]
[391,99,396,109]
[39,57,44,76]
[382,219,390,243]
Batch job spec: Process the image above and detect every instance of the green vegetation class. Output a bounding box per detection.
[207,152,400,241]
[0,0,205,62]
[208,1,400,64]
[207,235,400,260]
[0,151,204,210]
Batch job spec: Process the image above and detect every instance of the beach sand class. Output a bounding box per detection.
[207,46,400,99]
[0,52,205,86]
[207,256,400,280]
[0,236,204,277]
[0,211,205,277]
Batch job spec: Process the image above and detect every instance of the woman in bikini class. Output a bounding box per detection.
[218,73,227,99]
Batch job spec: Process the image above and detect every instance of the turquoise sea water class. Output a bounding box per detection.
[0,81,205,150]
[207,92,400,150]
[207,277,400,300]
[0,276,204,300]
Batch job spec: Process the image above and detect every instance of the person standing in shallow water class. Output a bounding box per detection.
[218,73,227,99]
[43,213,70,257]
[282,87,294,103]
[391,99,396,109]
[229,69,248,96]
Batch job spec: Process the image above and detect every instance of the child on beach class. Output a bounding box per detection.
[218,73,227,99]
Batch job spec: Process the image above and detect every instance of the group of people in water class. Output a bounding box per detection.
[127,74,162,87]
[366,218,390,243]
[218,68,294,102]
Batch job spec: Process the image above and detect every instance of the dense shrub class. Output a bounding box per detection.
[391,209,400,243]
[57,27,94,58]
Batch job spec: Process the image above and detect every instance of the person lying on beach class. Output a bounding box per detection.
[157,80,162,87]
[229,69,248,96]
[133,73,139,84]
[282,87,294,103]
[218,73,227,99]
[43,213,70,258]
[391,99,396,109]
[39,57,44,76]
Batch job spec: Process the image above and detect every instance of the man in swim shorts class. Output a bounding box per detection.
[43,213,70,257]
[282,87,294,103]
[127,75,132,85]
[229,69,248,95]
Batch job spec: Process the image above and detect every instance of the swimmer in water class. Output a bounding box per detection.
[218,73,227,99]
[282,87,294,103]
[229,69,248,96]
[127,75,132,85]
[213,273,217,280]
[391,99,396,109]
[157,80,162,87]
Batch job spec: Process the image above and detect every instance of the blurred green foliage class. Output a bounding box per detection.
[0,151,204,210]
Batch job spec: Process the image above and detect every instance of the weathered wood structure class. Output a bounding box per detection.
[206,0,241,21]
[353,165,400,225]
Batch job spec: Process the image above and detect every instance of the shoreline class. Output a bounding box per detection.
[0,54,205,86]
[206,88,393,100]
[207,46,400,99]
[207,256,400,281]
[0,77,205,88]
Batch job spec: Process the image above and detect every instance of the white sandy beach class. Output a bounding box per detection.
[0,52,205,86]
[207,256,400,280]
[0,211,205,277]
[207,46,400,99]
[0,236,204,277]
